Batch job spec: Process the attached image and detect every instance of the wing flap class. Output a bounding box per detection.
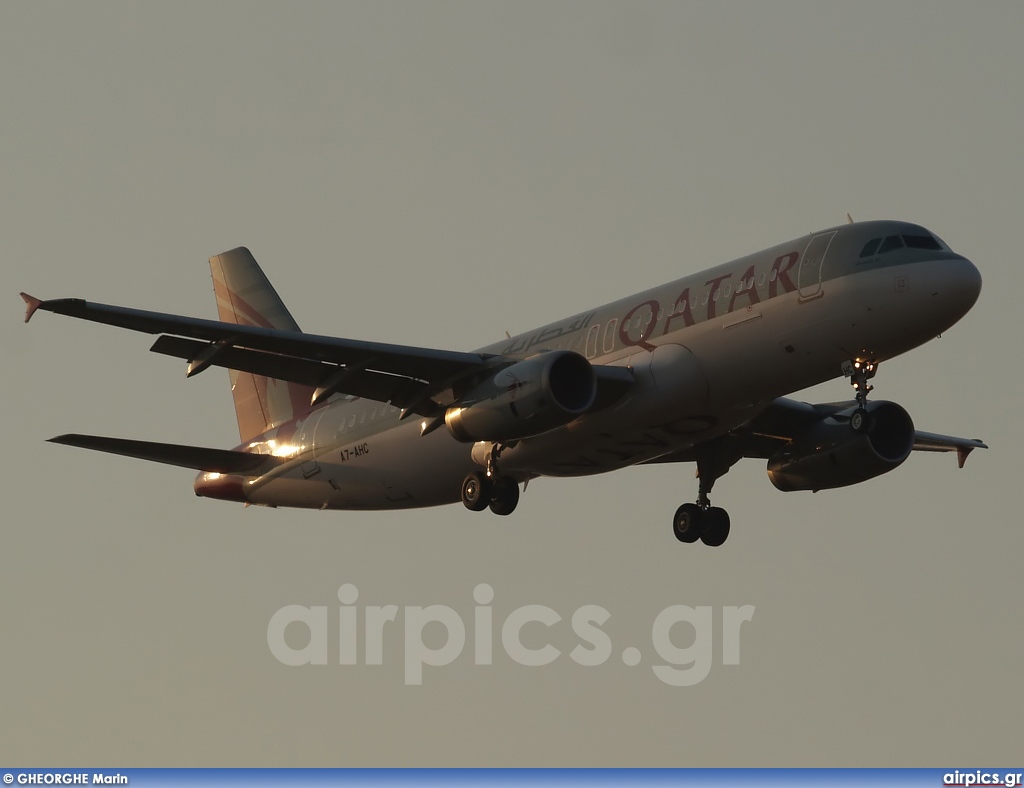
[149,336,439,415]
[48,434,287,475]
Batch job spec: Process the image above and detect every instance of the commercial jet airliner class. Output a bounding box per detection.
[21,219,986,546]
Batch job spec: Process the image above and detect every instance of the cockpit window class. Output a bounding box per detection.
[859,239,881,257]
[878,235,905,254]
[903,234,942,250]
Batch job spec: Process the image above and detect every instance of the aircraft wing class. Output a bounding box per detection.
[645,397,988,467]
[21,293,635,418]
[22,294,502,415]
[744,397,987,466]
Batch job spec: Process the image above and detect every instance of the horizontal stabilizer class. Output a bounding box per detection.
[20,292,42,323]
[48,434,287,475]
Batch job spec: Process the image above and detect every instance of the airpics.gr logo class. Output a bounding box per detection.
[267,584,755,686]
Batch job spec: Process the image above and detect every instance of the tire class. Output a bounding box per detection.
[488,476,520,516]
[700,507,731,547]
[673,503,703,543]
[461,471,491,512]
[850,407,872,434]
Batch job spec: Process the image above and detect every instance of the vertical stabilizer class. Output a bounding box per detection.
[209,247,315,443]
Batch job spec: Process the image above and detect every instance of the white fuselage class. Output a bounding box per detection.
[198,221,981,510]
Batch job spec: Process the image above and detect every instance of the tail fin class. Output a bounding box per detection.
[209,247,316,443]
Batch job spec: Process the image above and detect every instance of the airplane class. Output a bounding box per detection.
[20,219,986,546]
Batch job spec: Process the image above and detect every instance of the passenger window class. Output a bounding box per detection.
[585,325,599,358]
[860,239,881,257]
[603,319,618,353]
[878,235,904,254]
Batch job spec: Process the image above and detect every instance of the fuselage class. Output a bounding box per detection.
[195,220,981,509]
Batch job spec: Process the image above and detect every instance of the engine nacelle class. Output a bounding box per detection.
[445,351,597,443]
[766,400,915,492]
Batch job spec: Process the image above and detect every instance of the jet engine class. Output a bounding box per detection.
[766,400,915,492]
[445,351,597,442]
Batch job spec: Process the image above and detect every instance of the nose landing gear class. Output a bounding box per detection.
[843,358,878,433]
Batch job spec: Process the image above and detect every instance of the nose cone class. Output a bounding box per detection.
[949,255,982,316]
[921,255,982,334]
[954,254,978,311]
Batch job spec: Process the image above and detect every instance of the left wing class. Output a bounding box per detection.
[745,398,988,466]
[645,397,987,467]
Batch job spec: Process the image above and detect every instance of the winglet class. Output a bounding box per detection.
[957,445,975,469]
[20,292,42,323]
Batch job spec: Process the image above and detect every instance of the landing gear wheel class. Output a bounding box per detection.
[673,503,703,543]
[461,471,491,512]
[850,407,872,434]
[700,507,731,547]
[489,476,520,516]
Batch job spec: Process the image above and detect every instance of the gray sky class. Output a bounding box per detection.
[3,1,1022,766]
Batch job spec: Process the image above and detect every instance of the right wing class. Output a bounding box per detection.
[21,293,634,420]
[22,294,503,417]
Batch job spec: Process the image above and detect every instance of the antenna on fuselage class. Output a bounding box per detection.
[846,213,855,224]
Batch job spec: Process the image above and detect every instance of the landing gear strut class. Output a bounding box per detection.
[461,443,520,516]
[672,437,740,547]
[843,358,878,433]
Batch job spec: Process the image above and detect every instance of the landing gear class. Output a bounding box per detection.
[672,503,731,546]
[461,471,491,512]
[671,437,741,547]
[700,507,731,547]
[673,503,702,543]
[461,443,521,516]
[842,358,878,433]
[488,476,519,516]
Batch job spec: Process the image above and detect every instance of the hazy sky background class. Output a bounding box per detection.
[3,1,1022,766]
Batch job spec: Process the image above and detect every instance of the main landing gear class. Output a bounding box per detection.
[673,502,730,547]
[672,437,741,547]
[461,444,520,516]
